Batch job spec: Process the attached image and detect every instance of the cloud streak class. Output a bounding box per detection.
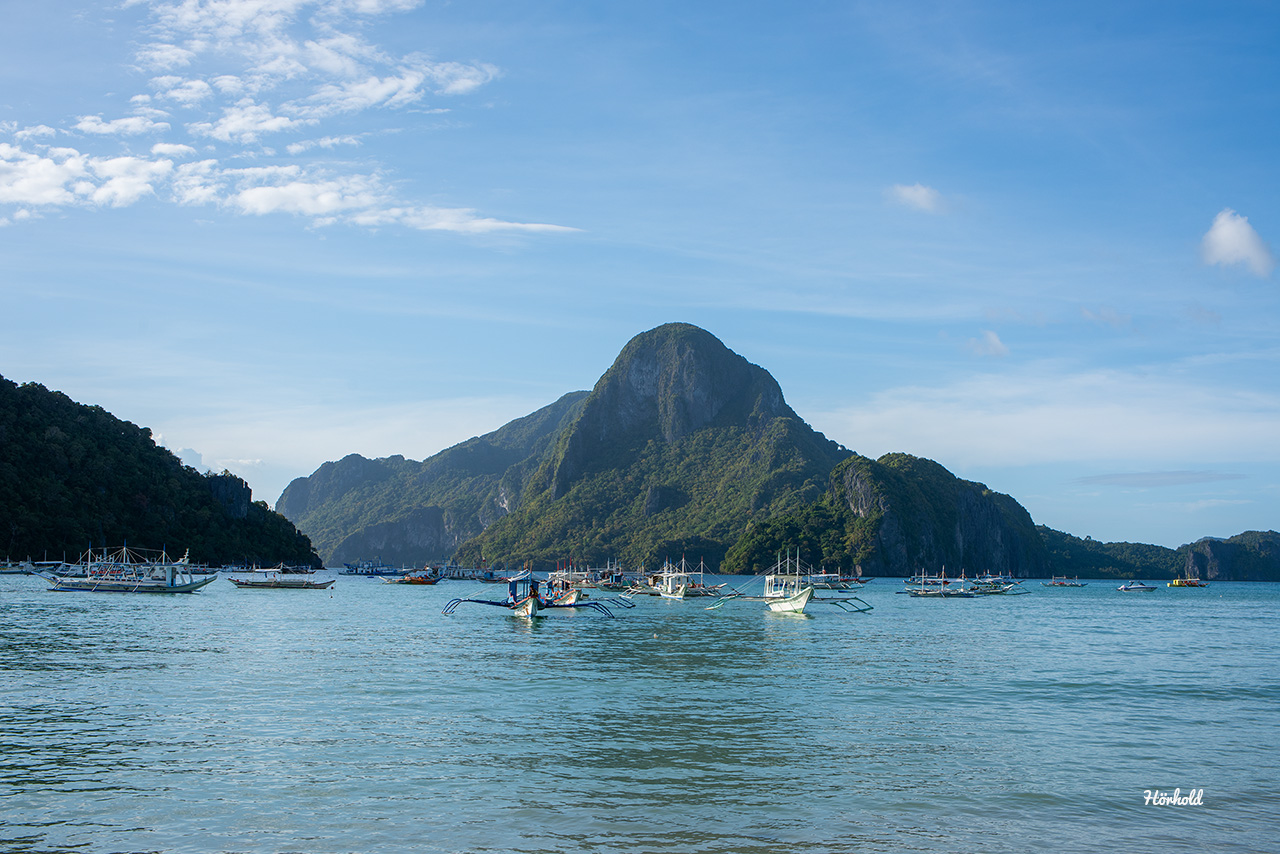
[888,182,945,213]
[1075,471,1246,488]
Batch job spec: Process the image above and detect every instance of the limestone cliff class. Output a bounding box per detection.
[1183,531,1280,582]
[456,323,850,568]
[835,453,1049,577]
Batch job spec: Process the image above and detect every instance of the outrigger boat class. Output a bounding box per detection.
[386,567,443,585]
[39,547,216,593]
[1042,576,1087,587]
[709,551,871,614]
[907,568,974,598]
[229,565,334,589]
[443,574,616,618]
[967,572,1029,595]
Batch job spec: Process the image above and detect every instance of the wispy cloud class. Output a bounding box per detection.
[74,115,171,135]
[1082,306,1131,329]
[1202,208,1274,277]
[0,0,572,235]
[1075,471,1245,488]
[967,329,1008,357]
[810,366,1280,468]
[887,182,945,213]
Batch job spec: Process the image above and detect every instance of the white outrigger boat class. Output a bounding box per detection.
[229,565,334,589]
[654,560,690,600]
[39,547,216,593]
[760,551,815,613]
[707,550,871,614]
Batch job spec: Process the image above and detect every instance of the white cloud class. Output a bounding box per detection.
[0,2,569,236]
[135,42,197,70]
[151,76,215,105]
[171,159,225,205]
[75,115,171,135]
[302,70,426,115]
[87,156,174,207]
[188,100,312,142]
[0,144,88,205]
[151,142,198,157]
[424,61,500,95]
[888,182,944,213]
[967,330,1008,357]
[286,135,363,154]
[14,125,58,140]
[1202,208,1274,277]
[231,175,383,216]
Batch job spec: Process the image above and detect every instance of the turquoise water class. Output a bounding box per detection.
[2,573,1278,853]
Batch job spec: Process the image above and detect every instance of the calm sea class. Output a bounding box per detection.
[2,572,1277,854]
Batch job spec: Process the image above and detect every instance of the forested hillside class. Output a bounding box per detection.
[0,376,319,566]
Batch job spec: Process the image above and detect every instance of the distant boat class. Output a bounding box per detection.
[386,569,442,585]
[1117,580,1158,592]
[229,565,334,589]
[340,558,401,576]
[1042,576,1087,587]
[969,574,1029,595]
[39,547,216,594]
[906,567,973,598]
[1168,577,1209,588]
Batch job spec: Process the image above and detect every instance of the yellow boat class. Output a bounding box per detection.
[1168,577,1209,588]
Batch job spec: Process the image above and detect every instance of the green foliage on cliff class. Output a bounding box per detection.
[457,418,841,569]
[725,452,1049,577]
[451,324,849,569]
[0,376,319,566]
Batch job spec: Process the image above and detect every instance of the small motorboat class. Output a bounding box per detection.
[1117,580,1157,592]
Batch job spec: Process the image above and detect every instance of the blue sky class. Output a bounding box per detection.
[2,0,1278,549]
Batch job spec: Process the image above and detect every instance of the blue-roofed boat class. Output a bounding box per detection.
[339,558,401,576]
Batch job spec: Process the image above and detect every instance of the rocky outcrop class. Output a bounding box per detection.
[835,453,1049,577]
[276,392,587,564]
[276,453,401,521]
[547,323,793,499]
[458,323,849,568]
[1183,531,1280,582]
[207,471,252,520]
[328,507,456,567]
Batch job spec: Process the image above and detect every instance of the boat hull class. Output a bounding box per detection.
[46,575,217,593]
[766,585,814,613]
[229,578,335,589]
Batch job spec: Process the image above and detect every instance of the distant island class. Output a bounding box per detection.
[274,323,1280,581]
[4,326,1274,580]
